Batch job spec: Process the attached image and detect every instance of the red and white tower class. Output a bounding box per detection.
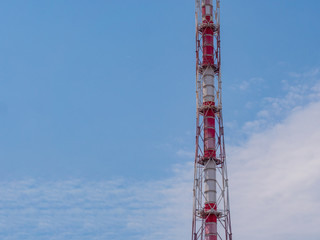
[191,1,232,240]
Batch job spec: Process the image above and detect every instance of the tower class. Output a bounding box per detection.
[191,1,233,240]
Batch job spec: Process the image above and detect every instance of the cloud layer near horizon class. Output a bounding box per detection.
[1,89,320,240]
[0,165,193,240]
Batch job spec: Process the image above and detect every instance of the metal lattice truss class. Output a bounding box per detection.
[192,1,232,240]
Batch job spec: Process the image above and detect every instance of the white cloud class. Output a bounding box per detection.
[289,67,320,79]
[0,164,194,240]
[176,149,194,158]
[236,77,265,91]
[229,100,320,240]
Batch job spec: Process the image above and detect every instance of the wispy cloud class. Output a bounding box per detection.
[176,149,194,158]
[234,77,265,91]
[0,164,193,240]
[243,68,320,133]
[288,67,320,79]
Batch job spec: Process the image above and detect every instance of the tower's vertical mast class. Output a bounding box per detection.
[192,1,232,240]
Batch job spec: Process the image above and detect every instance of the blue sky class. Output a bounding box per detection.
[0,1,320,240]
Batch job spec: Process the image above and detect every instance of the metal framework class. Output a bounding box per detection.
[191,1,232,240]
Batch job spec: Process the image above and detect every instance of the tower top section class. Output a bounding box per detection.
[196,0,220,25]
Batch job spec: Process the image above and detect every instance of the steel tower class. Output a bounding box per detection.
[191,1,232,240]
